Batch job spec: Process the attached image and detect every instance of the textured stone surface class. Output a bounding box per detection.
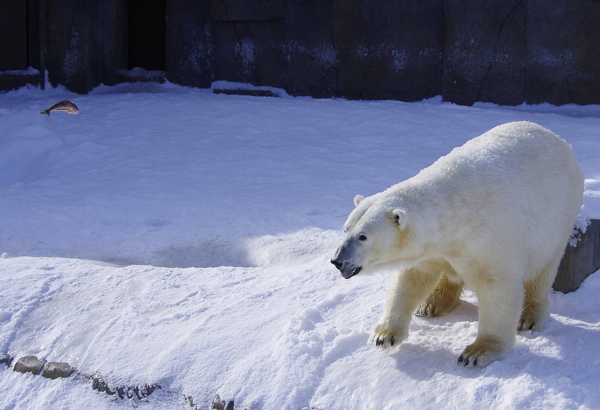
[283,1,340,98]
[4,1,600,110]
[526,0,600,105]
[13,356,47,375]
[211,0,285,22]
[443,0,526,106]
[42,0,127,93]
[165,0,213,89]
[332,0,443,101]
[0,354,13,367]
[160,0,600,104]
[91,372,115,395]
[209,0,286,87]
[554,219,600,293]
[212,20,287,88]
[41,362,75,380]
[90,372,160,400]
[212,394,235,410]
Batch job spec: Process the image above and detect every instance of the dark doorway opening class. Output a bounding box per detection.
[0,0,28,70]
[128,0,166,71]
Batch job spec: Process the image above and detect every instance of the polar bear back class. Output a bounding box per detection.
[392,121,582,207]
[412,121,578,191]
[385,121,584,278]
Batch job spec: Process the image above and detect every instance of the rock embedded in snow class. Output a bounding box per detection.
[41,362,75,380]
[0,354,12,367]
[89,371,160,400]
[13,356,46,375]
[212,394,234,410]
[90,372,115,396]
[554,219,600,293]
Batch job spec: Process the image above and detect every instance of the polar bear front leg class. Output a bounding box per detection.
[457,277,524,367]
[371,264,441,348]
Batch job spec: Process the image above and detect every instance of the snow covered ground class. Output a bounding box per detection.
[0,81,599,409]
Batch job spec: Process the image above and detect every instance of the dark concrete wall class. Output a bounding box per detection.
[0,0,28,70]
[165,0,213,88]
[166,0,443,101]
[166,0,600,105]
[527,0,600,105]
[4,0,600,104]
[443,0,527,106]
[331,0,443,101]
[41,0,128,93]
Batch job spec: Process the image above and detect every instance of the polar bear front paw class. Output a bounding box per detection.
[370,324,407,348]
[457,336,508,368]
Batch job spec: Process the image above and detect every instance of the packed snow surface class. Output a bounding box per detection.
[1,81,600,409]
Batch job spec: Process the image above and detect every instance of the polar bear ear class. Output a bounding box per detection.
[392,209,405,226]
[354,195,365,207]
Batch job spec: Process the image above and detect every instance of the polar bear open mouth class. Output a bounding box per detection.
[331,261,362,279]
[345,266,362,279]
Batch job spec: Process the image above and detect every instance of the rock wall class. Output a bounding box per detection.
[166,0,443,101]
[527,0,600,105]
[41,0,128,94]
[554,220,600,294]
[5,0,600,104]
[165,0,213,88]
[165,0,600,105]
[442,0,527,106]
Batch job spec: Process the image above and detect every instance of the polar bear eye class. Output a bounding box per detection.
[358,234,367,241]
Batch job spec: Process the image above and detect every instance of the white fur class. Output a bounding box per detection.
[332,121,584,367]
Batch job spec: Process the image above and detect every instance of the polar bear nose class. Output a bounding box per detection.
[331,259,343,270]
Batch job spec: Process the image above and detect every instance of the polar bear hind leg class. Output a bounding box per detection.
[518,251,563,332]
[416,272,464,318]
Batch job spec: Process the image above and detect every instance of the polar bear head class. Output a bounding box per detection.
[331,194,426,279]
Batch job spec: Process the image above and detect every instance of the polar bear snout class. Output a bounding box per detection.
[331,243,363,279]
[331,257,362,279]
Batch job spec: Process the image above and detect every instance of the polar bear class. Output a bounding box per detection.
[331,121,584,367]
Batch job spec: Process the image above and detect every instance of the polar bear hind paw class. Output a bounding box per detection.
[416,302,452,318]
[415,275,462,318]
[517,310,549,333]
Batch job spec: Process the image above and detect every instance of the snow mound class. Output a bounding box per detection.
[1,82,600,409]
[151,229,341,268]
